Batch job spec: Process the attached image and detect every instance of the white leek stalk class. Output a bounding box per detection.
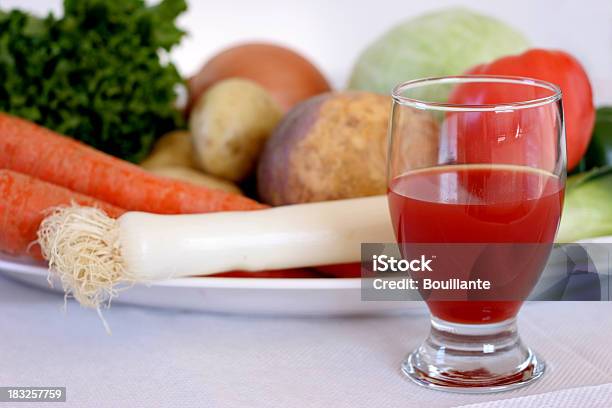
[37,196,394,309]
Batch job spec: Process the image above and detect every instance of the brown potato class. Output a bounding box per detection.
[189,79,283,182]
[148,166,241,194]
[141,130,198,170]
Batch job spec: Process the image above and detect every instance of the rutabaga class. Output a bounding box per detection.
[37,196,394,309]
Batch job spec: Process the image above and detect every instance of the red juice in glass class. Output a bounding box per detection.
[388,164,564,324]
[389,76,564,390]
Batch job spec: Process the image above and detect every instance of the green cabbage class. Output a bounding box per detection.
[348,8,530,99]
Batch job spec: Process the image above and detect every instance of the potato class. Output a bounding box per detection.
[140,130,198,170]
[148,166,241,194]
[189,78,283,182]
[141,128,244,194]
[257,92,439,205]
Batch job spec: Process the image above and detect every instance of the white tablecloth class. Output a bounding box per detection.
[1,274,611,408]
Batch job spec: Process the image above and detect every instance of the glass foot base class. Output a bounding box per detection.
[401,317,545,393]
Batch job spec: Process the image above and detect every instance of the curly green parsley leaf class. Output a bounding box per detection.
[0,0,187,162]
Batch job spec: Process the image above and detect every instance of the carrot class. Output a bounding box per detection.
[0,113,265,214]
[0,170,125,258]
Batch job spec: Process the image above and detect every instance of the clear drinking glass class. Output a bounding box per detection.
[387,76,565,392]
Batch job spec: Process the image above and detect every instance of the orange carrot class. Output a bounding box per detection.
[0,114,265,214]
[0,170,126,258]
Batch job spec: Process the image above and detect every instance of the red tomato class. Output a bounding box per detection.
[210,268,325,278]
[455,49,595,170]
[441,95,560,173]
[316,263,361,278]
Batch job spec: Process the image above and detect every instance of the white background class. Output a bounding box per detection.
[7,0,612,103]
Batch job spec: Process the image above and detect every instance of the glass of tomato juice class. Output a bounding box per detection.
[387,76,565,392]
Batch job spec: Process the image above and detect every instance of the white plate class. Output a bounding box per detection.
[0,254,420,316]
[3,236,610,316]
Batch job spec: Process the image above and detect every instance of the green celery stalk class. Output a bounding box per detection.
[557,166,612,242]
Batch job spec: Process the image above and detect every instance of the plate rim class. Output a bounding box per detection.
[2,234,610,291]
[0,255,361,290]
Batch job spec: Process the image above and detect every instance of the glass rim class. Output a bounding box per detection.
[391,75,562,112]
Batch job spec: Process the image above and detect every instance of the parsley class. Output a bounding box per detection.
[0,0,187,162]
